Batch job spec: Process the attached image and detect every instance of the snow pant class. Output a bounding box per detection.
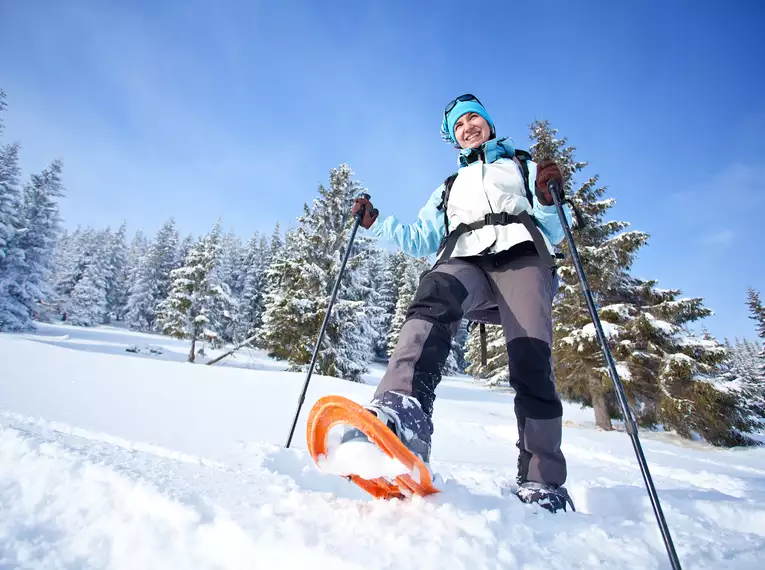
[374,251,567,486]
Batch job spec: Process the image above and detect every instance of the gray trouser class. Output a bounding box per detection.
[375,252,567,486]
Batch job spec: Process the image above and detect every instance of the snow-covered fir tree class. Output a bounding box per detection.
[268,222,283,262]
[387,269,416,358]
[373,251,399,360]
[238,232,271,342]
[260,165,381,382]
[722,336,765,431]
[590,278,760,445]
[212,230,244,342]
[127,230,149,271]
[465,323,507,383]
[66,231,109,326]
[448,319,469,374]
[124,218,180,331]
[52,228,81,307]
[104,224,129,322]
[532,120,758,445]
[10,160,65,325]
[746,287,765,370]
[364,247,391,361]
[530,119,642,428]
[125,230,148,300]
[0,132,27,329]
[442,324,465,376]
[53,227,99,321]
[178,234,194,266]
[157,221,233,362]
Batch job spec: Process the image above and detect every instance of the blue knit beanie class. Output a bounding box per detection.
[440,99,495,144]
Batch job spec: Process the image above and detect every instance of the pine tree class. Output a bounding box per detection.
[260,165,379,382]
[213,230,243,342]
[127,230,149,272]
[465,323,507,383]
[53,227,95,320]
[533,120,757,445]
[124,219,179,331]
[105,224,129,321]
[268,222,283,262]
[746,287,765,371]
[373,252,398,359]
[0,136,27,330]
[530,120,644,429]
[157,222,232,362]
[238,232,270,341]
[388,272,416,357]
[10,160,65,324]
[442,325,464,376]
[381,252,410,358]
[722,336,765,431]
[52,228,80,309]
[364,247,391,361]
[67,236,109,326]
[51,227,112,326]
[178,234,194,266]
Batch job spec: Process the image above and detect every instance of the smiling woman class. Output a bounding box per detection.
[346,93,577,513]
[453,113,492,149]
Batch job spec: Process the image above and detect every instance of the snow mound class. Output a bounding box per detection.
[318,438,409,479]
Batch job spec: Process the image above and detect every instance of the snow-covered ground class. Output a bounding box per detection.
[1,323,764,569]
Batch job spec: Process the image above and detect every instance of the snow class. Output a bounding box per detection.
[645,313,677,335]
[599,303,632,319]
[581,321,621,339]
[319,439,409,480]
[1,323,765,569]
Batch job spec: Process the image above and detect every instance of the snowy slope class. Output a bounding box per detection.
[1,324,765,569]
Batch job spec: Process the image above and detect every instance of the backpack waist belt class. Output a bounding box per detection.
[438,210,555,267]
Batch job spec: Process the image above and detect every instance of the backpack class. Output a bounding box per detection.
[432,149,570,370]
[437,149,534,236]
[434,149,556,268]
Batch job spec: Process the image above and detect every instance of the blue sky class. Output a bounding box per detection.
[1,0,763,341]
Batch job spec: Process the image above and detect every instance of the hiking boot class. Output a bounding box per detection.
[516,481,576,513]
[340,390,432,464]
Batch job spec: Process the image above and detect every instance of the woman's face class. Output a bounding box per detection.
[454,112,491,149]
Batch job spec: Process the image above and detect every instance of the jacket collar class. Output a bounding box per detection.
[458,137,516,168]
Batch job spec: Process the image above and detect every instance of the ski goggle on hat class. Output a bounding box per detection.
[440,94,495,144]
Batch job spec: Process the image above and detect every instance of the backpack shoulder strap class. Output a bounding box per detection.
[438,172,459,235]
[512,149,534,207]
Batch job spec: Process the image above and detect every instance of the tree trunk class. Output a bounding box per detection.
[591,389,613,431]
[206,333,259,366]
[189,336,196,363]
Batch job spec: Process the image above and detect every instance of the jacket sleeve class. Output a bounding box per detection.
[527,160,572,246]
[369,185,446,258]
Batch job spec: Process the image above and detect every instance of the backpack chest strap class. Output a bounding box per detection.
[438,210,555,267]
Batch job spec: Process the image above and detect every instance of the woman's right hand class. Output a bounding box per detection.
[352,197,379,229]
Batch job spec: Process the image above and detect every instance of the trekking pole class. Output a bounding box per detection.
[285,193,372,448]
[549,179,682,570]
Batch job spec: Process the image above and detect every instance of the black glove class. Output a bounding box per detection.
[534,159,564,206]
[351,197,379,229]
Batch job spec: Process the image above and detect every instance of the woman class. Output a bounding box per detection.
[349,94,574,513]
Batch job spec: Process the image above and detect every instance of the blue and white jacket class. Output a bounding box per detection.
[370,138,572,259]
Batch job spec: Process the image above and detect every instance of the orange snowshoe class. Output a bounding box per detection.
[306,395,440,500]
